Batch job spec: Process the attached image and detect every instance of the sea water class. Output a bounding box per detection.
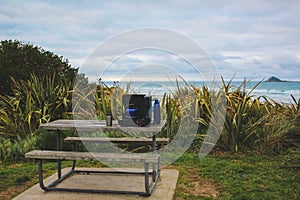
[103,81,300,104]
[231,81,300,104]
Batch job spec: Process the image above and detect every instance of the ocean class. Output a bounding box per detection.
[104,81,300,104]
[230,81,300,104]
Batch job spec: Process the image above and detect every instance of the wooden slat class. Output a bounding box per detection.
[40,120,164,133]
[64,137,169,145]
[25,150,159,163]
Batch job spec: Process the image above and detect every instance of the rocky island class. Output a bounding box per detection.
[265,76,286,82]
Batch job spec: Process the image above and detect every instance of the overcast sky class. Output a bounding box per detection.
[1,0,300,81]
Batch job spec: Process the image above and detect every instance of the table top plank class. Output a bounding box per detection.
[40,120,164,132]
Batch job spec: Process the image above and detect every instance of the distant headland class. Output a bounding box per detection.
[265,76,287,82]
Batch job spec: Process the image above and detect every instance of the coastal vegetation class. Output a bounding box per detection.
[0,40,77,96]
[0,74,299,199]
[0,40,299,199]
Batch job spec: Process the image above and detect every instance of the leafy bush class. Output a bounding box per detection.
[0,74,72,139]
[1,74,299,164]
[0,135,37,164]
[161,78,300,155]
[260,96,300,156]
[0,74,73,162]
[72,79,128,120]
[0,39,77,96]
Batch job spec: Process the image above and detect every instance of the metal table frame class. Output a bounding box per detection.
[37,120,163,196]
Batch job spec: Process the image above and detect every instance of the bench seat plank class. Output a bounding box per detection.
[25,150,159,163]
[64,137,169,145]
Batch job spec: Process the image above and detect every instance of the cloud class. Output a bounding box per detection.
[0,0,299,80]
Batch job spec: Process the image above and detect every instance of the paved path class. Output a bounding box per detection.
[13,168,179,200]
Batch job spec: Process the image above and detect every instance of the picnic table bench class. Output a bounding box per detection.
[25,120,168,196]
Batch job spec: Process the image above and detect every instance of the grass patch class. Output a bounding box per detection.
[173,153,300,199]
[0,161,78,200]
[15,175,30,184]
[0,153,299,200]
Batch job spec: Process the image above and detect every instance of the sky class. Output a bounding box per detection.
[1,0,300,82]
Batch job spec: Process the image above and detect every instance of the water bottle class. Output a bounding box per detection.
[151,98,155,124]
[154,99,160,124]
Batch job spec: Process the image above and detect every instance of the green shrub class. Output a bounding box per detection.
[0,74,72,139]
[0,135,37,164]
[165,78,300,154]
[0,74,72,163]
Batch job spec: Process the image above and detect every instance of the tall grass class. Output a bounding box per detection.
[0,75,299,163]
[96,83,125,120]
[161,78,299,156]
[0,74,72,163]
[0,74,72,138]
[261,96,300,155]
[72,80,126,120]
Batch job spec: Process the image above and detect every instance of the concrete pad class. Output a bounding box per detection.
[13,168,179,200]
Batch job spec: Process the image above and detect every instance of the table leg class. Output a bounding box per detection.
[152,134,156,181]
[57,129,61,179]
[144,162,150,195]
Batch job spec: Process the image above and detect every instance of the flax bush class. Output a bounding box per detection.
[160,78,300,155]
[0,74,72,138]
[1,74,299,163]
[0,74,72,162]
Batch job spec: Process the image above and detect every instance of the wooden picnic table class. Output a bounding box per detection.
[26,119,167,196]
